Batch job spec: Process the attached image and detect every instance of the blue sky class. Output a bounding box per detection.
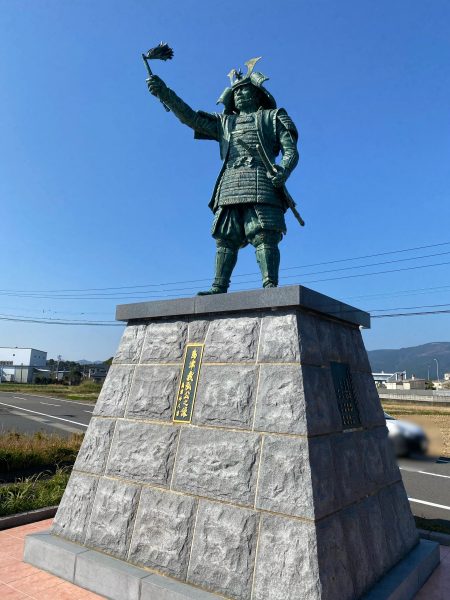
[1,0,449,361]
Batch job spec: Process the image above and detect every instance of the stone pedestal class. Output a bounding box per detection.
[24,286,439,599]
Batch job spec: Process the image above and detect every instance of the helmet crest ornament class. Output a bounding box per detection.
[227,68,243,85]
[244,56,262,76]
[227,57,262,86]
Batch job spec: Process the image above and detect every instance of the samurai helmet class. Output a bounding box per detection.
[217,57,277,114]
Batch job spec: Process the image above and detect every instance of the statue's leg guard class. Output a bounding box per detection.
[198,207,243,296]
[212,243,239,291]
[244,206,285,289]
[198,242,239,295]
[255,242,280,288]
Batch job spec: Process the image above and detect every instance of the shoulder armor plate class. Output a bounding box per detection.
[277,109,298,140]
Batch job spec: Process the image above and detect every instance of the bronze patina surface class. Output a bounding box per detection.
[146,53,302,294]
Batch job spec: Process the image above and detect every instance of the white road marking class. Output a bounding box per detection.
[417,470,450,479]
[30,395,94,407]
[0,401,88,428]
[84,410,93,414]
[3,392,95,407]
[40,402,60,407]
[9,411,82,434]
[408,498,450,511]
[400,467,450,480]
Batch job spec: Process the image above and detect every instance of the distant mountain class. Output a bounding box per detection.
[77,360,104,365]
[367,342,450,379]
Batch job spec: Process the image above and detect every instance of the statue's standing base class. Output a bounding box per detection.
[24,286,439,600]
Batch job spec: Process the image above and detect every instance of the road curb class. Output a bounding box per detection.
[0,506,58,531]
[419,528,450,546]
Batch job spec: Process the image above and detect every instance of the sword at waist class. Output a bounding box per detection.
[234,138,305,227]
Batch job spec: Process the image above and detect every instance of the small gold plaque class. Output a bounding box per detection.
[173,343,204,423]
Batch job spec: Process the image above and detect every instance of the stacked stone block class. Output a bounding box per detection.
[50,306,418,600]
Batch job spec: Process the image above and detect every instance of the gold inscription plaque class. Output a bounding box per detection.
[173,343,204,423]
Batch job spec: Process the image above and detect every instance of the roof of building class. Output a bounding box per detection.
[0,347,47,352]
[372,372,395,377]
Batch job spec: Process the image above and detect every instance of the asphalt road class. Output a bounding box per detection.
[0,392,449,523]
[0,391,92,436]
[398,455,450,523]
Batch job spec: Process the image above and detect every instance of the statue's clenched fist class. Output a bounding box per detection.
[147,75,167,97]
[268,165,287,188]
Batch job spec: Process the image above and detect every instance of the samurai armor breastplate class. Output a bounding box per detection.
[216,114,282,207]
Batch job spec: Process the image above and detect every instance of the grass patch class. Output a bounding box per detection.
[0,431,83,475]
[0,380,102,402]
[0,468,70,517]
[383,407,450,417]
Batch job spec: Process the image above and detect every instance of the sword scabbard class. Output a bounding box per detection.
[236,140,305,226]
[256,145,305,227]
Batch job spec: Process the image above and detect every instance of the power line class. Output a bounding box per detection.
[5,282,450,320]
[370,302,450,312]
[373,309,450,319]
[1,255,450,301]
[2,299,450,326]
[342,283,450,302]
[0,306,112,316]
[279,240,450,271]
[1,240,450,294]
[0,315,123,327]
[280,249,450,281]
[300,258,450,287]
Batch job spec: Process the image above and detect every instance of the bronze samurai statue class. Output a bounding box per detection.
[147,56,301,295]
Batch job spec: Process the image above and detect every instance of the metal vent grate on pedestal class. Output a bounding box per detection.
[330,361,361,429]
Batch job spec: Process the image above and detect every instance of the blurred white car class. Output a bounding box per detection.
[384,412,429,457]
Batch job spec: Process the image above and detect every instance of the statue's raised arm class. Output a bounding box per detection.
[147,75,219,141]
[146,56,302,295]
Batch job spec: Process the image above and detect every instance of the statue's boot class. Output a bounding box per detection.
[255,243,280,288]
[197,246,238,295]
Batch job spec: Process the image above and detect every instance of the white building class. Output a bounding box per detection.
[0,347,47,383]
[0,347,47,367]
[385,376,426,390]
[372,372,395,386]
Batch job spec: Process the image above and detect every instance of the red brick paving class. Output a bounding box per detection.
[414,544,450,600]
[0,519,104,599]
[0,518,447,599]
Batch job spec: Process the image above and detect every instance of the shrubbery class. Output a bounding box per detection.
[0,381,102,400]
[0,431,83,474]
[0,468,71,516]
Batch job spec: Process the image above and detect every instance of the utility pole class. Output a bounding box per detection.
[56,354,62,382]
[433,358,439,382]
